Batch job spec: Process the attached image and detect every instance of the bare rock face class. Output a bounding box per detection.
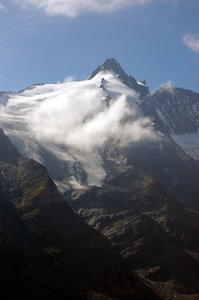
[139,87,199,135]
[0,129,159,300]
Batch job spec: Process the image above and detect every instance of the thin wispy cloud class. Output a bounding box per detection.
[0,3,6,12]
[64,76,76,83]
[14,0,158,17]
[152,80,173,94]
[160,80,173,90]
[182,34,199,52]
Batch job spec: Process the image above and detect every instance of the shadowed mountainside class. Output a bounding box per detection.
[0,129,159,300]
[70,145,199,299]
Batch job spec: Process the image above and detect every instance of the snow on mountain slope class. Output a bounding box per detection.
[94,70,137,99]
[88,58,149,98]
[0,70,156,188]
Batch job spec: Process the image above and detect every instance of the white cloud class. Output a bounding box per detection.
[64,76,76,83]
[2,79,157,186]
[28,87,156,151]
[182,34,199,52]
[161,80,173,89]
[14,0,157,17]
[0,3,6,12]
[153,80,173,94]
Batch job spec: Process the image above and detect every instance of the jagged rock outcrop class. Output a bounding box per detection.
[139,87,199,134]
[88,58,149,98]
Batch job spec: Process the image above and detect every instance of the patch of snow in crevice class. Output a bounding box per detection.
[137,81,146,87]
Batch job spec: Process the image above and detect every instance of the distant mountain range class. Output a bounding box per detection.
[1,58,199,299]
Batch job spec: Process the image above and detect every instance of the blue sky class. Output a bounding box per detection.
[0,0,199,93]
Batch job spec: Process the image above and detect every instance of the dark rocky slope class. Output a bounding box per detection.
[70,146,199,299]
[0,129,159,299]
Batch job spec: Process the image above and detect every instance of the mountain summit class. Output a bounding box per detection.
[88,58,149,98]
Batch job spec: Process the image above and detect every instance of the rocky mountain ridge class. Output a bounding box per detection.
[139,86,199,135]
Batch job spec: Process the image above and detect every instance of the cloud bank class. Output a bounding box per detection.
[182,34,199,52]
[2,80,157,186]
[28,85,156,151]
[14,0,157,17]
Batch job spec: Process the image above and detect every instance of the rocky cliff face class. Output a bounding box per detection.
[139,87,199,135]
[138,86,199,167]
[0,129,159,299]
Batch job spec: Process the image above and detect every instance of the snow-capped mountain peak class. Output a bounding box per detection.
[88,58,149,98]
[1,58,199,197]
[0,60,156,189]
